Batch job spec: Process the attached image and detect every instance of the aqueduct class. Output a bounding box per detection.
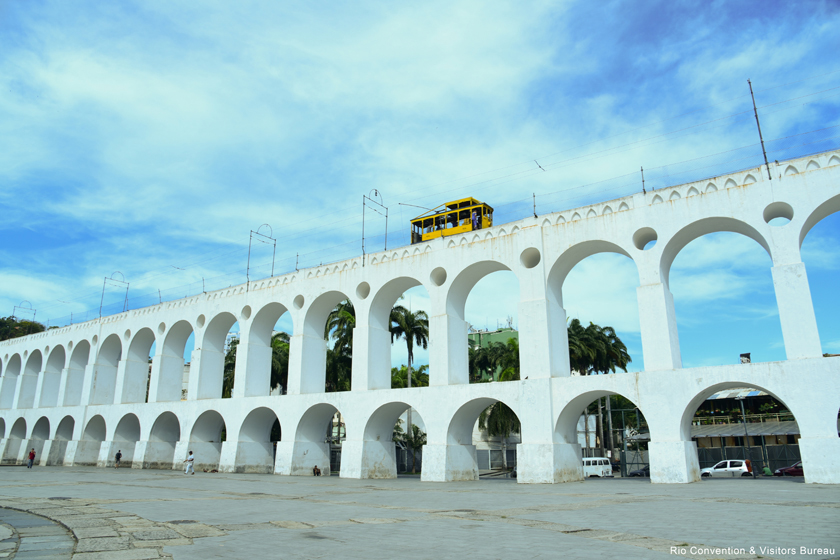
[1,151,839,484]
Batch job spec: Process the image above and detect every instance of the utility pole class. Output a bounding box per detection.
[748,79,772,181]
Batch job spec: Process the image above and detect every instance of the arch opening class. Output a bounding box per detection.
[449,262,517,385]
[235,407,282,473]
[445,397,521,480]
[63,341,91,407]
[670,232,782,366]
[682,383,803,478]
[196,313,238,400]
[113,413,141,467]
[189,410,227,471]
[32,417,50,439]
[0,417,4,439]
[546,241,636,376]
[293,403,345,476]
[51,415,76,466]
[362,402,428,477]
[39,345,66,408]
[1,418,26,464]
[555,391,647,478]
[90,334,122,405]
[121,328,155,404]
[56,416,75,440]
[0,354,22,409]
[300,291,353,394]
[17,350,43,409]
[155,321,194,403]
[146,412,181,469]
[243,302,291,398]
[26,417,50,466]
[75,415,106,466]
[368,277,430,391]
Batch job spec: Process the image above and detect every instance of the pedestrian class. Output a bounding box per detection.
[313,465,321,476]
[114,450,122,469]
[184,451,195,475]
[27,448,36,469]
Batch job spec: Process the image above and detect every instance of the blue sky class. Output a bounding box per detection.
[1,0,838,371]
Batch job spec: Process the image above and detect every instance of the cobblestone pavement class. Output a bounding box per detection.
[0,507,76,559]
[0,467,837,560]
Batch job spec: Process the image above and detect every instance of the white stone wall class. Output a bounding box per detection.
[1,151,839,484]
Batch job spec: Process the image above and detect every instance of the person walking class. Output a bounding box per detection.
[27,448,36,469]
[184,451,195,475]
[114,450,122,469]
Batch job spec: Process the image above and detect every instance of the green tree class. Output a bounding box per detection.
[222,337,238,398]
[0,316,46,341]
[403,423,427,474]
[324,301,355,392]
[270,331,290,393]
[391,364,429,388]
[389,306,429,389]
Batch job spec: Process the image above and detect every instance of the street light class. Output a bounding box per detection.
[735,396,757,478]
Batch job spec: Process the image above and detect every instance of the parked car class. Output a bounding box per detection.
[627,465,650,477]
[700,460,752,477]
[774,461,803,476]
[582,457,613,477]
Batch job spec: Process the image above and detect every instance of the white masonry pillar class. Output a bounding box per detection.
[637,281,682,371]
[771,262,822,359]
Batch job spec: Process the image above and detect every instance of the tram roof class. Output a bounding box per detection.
[411,197,493,221]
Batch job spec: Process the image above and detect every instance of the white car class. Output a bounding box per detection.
[700,460,752,477]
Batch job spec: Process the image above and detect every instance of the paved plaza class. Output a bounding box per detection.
[0,467,837,560]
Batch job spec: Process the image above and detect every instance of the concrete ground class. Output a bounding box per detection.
[0,467,837,560]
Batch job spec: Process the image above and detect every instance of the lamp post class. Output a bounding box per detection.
[735,396,756,478]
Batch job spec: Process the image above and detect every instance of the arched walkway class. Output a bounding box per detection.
[145,412,181,469]
[39,345,66,408]
[296,291,353,394]
[153,321,193,402]
[2,418,26,464]
[368,277,424,390]
[444,262,514,385]
[189,410,227,471]
[355,401,427,478]
[17,350,43,409]
[64,341,91,406]
[238,303,289,397]
[91,335,122,405]
[286,403,342,475]
[50,416,75,466]
[0,354,22,409]
[195,313,238,400]
[121,328,156,404]
[113,413,141,466]
[234,407,281,473]
[75,415,106,466]
[429,397,520,481]
[28,417,50,466]
[555,390,647,481]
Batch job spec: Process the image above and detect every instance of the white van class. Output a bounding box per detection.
[582,457,613,477]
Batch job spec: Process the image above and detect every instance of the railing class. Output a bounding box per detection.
[692,412,795,426]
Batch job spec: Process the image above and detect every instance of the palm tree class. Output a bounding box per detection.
[403,423,427,474]
[389,306,429,390]
[324,301,355,392]
[222,338,238,398]
[391,365,429,388]
[390,306,429,439]
[566,319,631,455]
[325,300,355,351]
[270,331,290,394]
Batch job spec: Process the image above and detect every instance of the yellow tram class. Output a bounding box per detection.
[410,197,494,244]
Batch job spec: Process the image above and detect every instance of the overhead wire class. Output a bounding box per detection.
[31,77,840,325]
